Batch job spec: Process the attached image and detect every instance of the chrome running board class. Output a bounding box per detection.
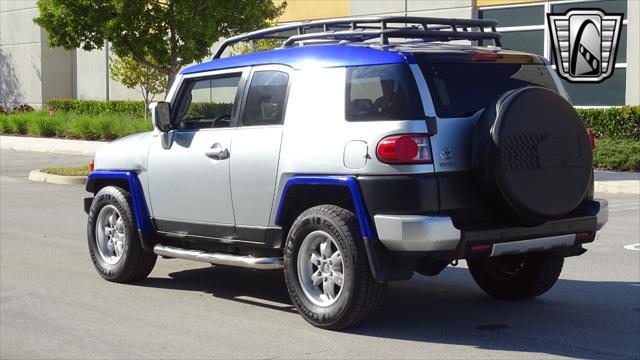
[153,245,283,270]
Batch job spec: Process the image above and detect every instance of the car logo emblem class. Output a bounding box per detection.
[547,9,622,83]
[439,149,453,161]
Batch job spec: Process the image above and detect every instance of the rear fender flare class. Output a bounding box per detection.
[275,176,414,282]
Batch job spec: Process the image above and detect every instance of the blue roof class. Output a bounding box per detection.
[180,45,407,74]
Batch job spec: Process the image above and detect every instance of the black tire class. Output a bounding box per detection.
[88,186,157,283]
[467,252,564,300]
[284,205,386,330]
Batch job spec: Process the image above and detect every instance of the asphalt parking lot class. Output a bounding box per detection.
[1,149,639,359]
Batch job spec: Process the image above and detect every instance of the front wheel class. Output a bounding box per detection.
[467,252,564,300]
[284,205,385,330]
[88,186,157,283]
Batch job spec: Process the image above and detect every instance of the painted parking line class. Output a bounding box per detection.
[609,204,640,213]
[623,243,640,251]
[608,202,640,207]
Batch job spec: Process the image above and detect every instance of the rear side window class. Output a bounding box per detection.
[345,64,423,121]
[242,71,289,126]
[419,63,556,118]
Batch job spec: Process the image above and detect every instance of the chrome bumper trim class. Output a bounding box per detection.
[153,245,283,270]
[373,215,461,252]
[490,234,576,257]
[595,198,609,231]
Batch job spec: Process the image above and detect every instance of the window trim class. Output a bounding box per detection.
[170,67,250,131]
[237,64,293,128]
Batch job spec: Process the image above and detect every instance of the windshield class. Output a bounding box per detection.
[419,63,557,118]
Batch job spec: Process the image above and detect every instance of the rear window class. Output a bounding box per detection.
[345,64,424,121]
[419,63,556,118]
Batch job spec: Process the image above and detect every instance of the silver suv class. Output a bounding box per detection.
[84,16,608,330]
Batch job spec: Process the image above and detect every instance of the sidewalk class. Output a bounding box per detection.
[0,135,106,156]
[2,134,638,194]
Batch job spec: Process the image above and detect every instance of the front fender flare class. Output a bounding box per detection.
[86,171,156,251]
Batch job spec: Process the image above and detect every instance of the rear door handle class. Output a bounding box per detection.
[205,143,230,160]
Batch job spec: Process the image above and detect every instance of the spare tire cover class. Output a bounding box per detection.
[473,87,593,224]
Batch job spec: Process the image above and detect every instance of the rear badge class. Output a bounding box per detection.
[439,148,456,168]
[548,9,623,83]
[440,149,453,161]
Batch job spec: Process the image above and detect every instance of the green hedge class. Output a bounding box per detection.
[577,106,640,140]
[46,99,146,117]
[184,102,233,119]
[0,111,151,140]
[43,100,639,140]
[593,138,640,171]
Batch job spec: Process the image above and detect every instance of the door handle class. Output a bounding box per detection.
[205,143,230,160]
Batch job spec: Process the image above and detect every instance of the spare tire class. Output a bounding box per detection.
[472,87,593,225]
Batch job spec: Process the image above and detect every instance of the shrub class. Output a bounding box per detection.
[4,115,30,134]
[28,114,57,137]
[0,111,151,140]
[12,104,35,113]
[577,106,640,140]
[593,138,640,171]
[185,102,233,119]
[46,99,146,117]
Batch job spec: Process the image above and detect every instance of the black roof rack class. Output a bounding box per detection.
[212,16,501,59]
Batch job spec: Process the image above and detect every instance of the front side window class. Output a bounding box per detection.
[345,64,423,121]
[242,71,289,126]
[175,74,242,130]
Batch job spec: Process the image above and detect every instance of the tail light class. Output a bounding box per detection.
[89,160,94,173]
[376,134,432,164]
[587,128,596,150]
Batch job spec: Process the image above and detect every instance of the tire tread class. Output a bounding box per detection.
[88,186,156,283]
[285,205,385,330]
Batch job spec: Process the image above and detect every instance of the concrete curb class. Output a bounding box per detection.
[28,169,86,186]
[0,135,106,156]
[594,181,640,195]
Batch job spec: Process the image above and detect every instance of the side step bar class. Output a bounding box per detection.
[153,245,283,270]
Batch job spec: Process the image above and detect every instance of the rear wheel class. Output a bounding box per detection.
[467,252,564,300]
[88,186,157,283]
[284,205,385,330]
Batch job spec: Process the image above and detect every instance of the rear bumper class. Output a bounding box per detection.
[374,198,608,256]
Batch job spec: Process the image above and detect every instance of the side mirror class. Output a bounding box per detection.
[152,101,172,132]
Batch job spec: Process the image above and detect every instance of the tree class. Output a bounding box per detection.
[34,0,287,89]
[232,38,283,55]
[231,20,283,55]
[109,55,166,119]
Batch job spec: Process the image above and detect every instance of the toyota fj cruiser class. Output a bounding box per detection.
[85,16,608,330]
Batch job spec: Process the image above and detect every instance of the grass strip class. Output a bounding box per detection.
[41,166,90,177]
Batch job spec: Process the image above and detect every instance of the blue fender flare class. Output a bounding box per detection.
[86,171,156,251]
[275,175,414,282]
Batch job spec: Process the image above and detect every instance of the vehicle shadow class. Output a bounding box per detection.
[136,264,639,359]
[138,265,297,313]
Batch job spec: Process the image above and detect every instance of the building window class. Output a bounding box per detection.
[479,0,628,106]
